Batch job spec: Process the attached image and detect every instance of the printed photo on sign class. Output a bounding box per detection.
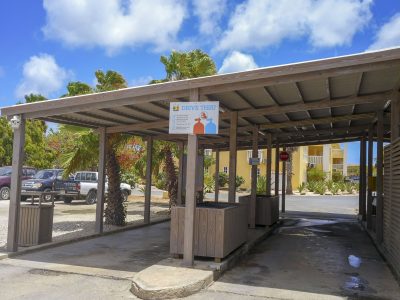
[169,102,219,135]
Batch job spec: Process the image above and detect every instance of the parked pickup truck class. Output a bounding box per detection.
[21,169,77,202]
[64,171,132,205]
[0,166,37,200]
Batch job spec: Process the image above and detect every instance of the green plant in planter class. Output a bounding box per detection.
[257,175,267,194]
[330,183,340,195]
[236,175,245,191]
[307,168,325,181]
[315,181,326,195]
[306,181,317,192]
[218,172,228,187]
[203,173,215,193]
[353,183,359,192]
[298,182,306,195]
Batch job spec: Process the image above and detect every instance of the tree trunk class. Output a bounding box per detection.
[164,146,178,208]
[104,136,126,226]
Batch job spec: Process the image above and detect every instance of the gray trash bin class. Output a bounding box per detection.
[18,192,55,246]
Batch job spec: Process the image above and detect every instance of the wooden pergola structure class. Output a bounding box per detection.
[1,48,400,267]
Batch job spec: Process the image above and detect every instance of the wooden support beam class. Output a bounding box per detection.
[7,116,25,252]
[391,93,400,142]
[183,88,199,266]
[95,127,107,234]
[367,125,374,229]
[282,146,287,213]
[359,137,367,221]
[250,126,259,229]
[275,144,280,196]
[177,142,184,206]
[144,136,153,224]
[214,149,220,202]
[266,134,272,196]
[228,111,238,203]
[376,111,384,243]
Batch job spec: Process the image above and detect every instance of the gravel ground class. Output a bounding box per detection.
[0,195,170,253]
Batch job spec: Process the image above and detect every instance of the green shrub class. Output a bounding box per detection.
[120,172,137,187]
[330,183,340,195]
[345,182,353,194]
[257,175,267,194]
[155,172,168,190]
[337,181,346,193]
[315,181,326,195]
[236,175,245,190]
[306,181,317,192]
[298,182,306,194]
[203,174,215,193]
[218,172,229,187]
[326,180,334,192]
[307,168,325,182]
[332,171,344,182]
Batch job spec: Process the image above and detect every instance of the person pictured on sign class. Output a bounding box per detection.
[193,117,205,134]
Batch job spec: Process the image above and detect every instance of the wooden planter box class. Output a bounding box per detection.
[19,204,54,246]
[170,202,247,259]
[238,195,279,226]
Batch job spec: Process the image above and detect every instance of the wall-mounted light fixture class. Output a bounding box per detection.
[9,115,21,130]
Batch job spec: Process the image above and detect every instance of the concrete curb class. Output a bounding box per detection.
[131,264,214,299]
[130,221,280,299]
[0,217,170,261]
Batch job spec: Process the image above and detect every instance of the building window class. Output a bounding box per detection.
[246,150,264,162]
[223,167,228,174]
[204,149,212,156]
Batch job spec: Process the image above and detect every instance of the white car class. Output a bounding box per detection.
[64,171,132,205]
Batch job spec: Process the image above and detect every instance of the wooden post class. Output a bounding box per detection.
[228,111,238,203]
[275,143,280,196]
[214,149,220,202]
[7,116,25,252]
[266,134,272,196]
[391,93,400,142]
[177,142,184,205]
[367,125,374,229]
[282,146,286,213]
[376,111,384,243]
[144,136,153,224]
[183,88,199,266]
[95,127,106,234]
[359,136,367,221]
[250,126,259,229]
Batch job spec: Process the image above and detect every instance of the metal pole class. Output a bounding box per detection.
[367,125,374,229]
[275,143,280,196]
[359,137,367,221]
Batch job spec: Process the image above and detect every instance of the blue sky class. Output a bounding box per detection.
[0,0,399,164]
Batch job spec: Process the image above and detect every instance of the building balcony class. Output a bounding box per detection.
[308,156,323,165]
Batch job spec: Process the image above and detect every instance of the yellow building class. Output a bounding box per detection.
[206,143,347,190]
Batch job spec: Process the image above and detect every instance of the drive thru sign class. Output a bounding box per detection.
[169,101,219,134]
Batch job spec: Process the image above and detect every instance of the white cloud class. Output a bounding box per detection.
[216,0,372,52]
[192,0,227,35]
[15,54,70,99]
[130,75,153,87]
[219,51,258,74]
[368,13,400,51]
[42,0,187,53]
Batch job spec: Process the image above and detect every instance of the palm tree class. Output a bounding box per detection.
[61,71,129,226]
[151,50,217,206]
